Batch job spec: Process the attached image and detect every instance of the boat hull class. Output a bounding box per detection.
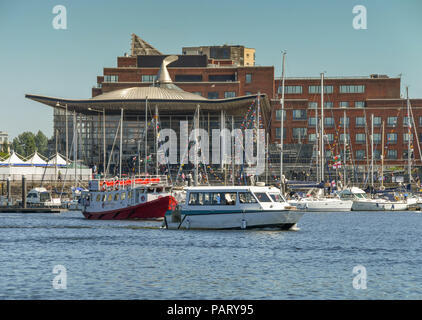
[352,200,408,211]
[82,195,176,220]
[289,200,353,212]
[164,209,304,230]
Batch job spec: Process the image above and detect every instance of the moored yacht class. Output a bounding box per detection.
[164,185,304,230]
[288,188,353,212]
[339,187,408,211]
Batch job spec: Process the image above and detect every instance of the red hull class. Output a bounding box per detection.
[82,195,177,220]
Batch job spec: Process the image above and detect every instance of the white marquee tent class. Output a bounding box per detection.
[0,152,92,181]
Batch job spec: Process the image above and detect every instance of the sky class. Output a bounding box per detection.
[0,0,421,140]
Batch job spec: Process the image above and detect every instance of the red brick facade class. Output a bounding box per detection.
[92,56,422,168]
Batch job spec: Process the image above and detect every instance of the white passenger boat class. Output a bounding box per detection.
[164,186,304,230]
[339,187,408,211]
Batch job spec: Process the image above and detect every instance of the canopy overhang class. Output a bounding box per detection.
[25,93,271,119]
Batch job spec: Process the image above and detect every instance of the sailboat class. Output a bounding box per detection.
[285,71,352,211]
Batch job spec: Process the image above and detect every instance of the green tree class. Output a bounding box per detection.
[12,132,36,157]
[34,130,48,156]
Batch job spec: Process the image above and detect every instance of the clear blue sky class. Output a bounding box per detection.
[0,0,421,139]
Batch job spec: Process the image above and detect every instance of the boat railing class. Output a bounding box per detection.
[88,175,169,191]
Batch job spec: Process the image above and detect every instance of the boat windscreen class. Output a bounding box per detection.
[269,193,286,202]
[254,192,272,202]
[40,192,51,202]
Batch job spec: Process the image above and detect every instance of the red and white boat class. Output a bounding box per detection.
[80,175,177,220]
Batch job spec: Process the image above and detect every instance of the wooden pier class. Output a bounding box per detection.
[0,207,67,213]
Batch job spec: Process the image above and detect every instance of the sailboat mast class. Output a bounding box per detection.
[381,120,385,189]
[145,97,148,174]
[256,92,260,182]
[343,110,346,187]
[155,104,159,176]
[195,105,200,186]
[406,86,411,185]
[320,73,324,182]
[280,52,286,183]
[119,108,123,180]
[371,114,374,187]
[73,111,77,187]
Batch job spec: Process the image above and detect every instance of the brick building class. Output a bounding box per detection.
[28,34,422,183]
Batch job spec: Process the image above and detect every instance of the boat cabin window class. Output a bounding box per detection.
[40,192,51,203]
[148,188,155,193]
[253,192,272,202]
[188,192,237,205]
[96,194,101,202]
[269,193,286,202]
[107,194,113,202]
[114,193,119,201]
[239,192,258,203]
[128,191,132,199]
[121,192,126,200]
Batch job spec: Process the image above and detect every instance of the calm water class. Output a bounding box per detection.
[0,210,421,300]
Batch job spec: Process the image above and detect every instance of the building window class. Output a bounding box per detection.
[141,75,156,82]
[104,75,118,82]
[387,133,397,143]
[326,133,334,143]
[224,91,236,98]
[355,133,366,143]
[278,86,303,94]
[292,110,307,120]
[308,85,333,94]
[175,75,202,82]
[387,117,397,127]
[340,117,349,128]
[403,150,413,159]
[276,110,286,121]
[339,85,365,93]
[403,117,412,127]
[387,149,397,159]
[339,101,349,108]
[324,102,333,109]
[356,150,365,160]
[373,150,381,160]
[355,117,366,127]
[192,92,202,96]
[340,134,350,143]
[245,91,252,96]
[308,102,318,109]
[355,101,365,108]
[419,117,422,126]
[325,150,332,158]
[340,150,350,161]
[403,133,413,143]
[246,73,252,84]
[308,117,317,127]
[292,128,307,140]
[276,127,286,139]
[308,133,316,142]
[324,117,334,127]
[373,117,382,127]
[208,92,219,99]
[209,74,236,82]
[373,133,381,143]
